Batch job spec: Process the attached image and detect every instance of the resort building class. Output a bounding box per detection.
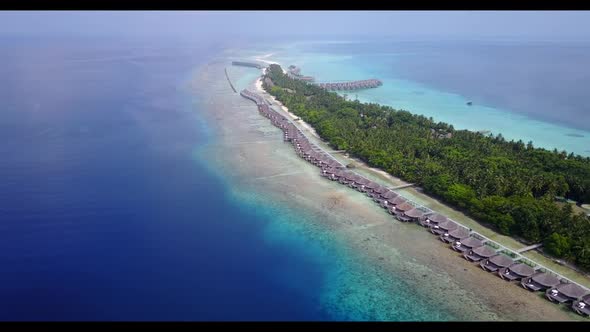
[420,213,448,227]
[480,254,514,273]
[499,263,536,281]
[521,272,561,292]
[573,294,590,317]
[464,245,498,262]
[403,208,424,222]
[546,283,589,304]
[440,227,470,244]
[451,236,484,253]
[430,220,458,236]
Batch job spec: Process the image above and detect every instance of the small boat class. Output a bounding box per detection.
[466,101,473,106]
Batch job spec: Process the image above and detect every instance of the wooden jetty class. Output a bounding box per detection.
[225,68,237,93]
[390,183,415,190]
[239,85,590,319]
[516,243,543,254]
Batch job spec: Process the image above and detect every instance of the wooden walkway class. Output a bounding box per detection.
[516,243,543,254]
[391,183,415,190]
[225,68,237,93]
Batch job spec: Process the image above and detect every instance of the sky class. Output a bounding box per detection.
[1,11,590,41]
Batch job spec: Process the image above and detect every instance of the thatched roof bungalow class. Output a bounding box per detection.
[364,181,379,195]
[381,190,398,200]
[430,220,458,235]
[420,213,448,227]
[499,263,536,281]
[546,283,589,304]
[521,272,561,292]
[440,227,470,243]
[573,294,590,317]
[480,254,514,273]
[452,236,484,253]
[404,208,424,222]
[464,245,497,262]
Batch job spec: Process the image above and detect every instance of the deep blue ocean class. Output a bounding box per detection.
[0,38,331,321]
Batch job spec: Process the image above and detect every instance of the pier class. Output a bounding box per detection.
[390,183,415,190]
[516,243,544,254]
[225,68,237,93]
[239,87,590,318]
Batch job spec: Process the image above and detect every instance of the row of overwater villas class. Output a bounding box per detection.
[239,88,590,318]
[317,79,383,91]
[232,61,264,69]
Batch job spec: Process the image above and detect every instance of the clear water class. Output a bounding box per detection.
[254,39,590,157]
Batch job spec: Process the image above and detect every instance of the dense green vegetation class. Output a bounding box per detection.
[264,64,590,270]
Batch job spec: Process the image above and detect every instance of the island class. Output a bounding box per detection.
[261,63,590,276]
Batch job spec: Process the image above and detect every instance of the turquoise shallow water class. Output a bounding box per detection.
[210,171,458,321]
[194,141,457,321]
[244,41,590,157]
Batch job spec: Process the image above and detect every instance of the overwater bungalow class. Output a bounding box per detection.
[499,263,536,281]
[440,227,470,244]
[233,61,263,69]
[326,158,341,169]
[340,172,355,185]
[311,153,324,166]
[388,195,407,207]
[310,153,323,164]
[573,294,590,317]
[295,142,309,151]
[480,254,514,273]
[349,174,362,189]
[420,213,448,227]
[404,208,424,222]
[321,167,337,177]
[381,190,399,201]
[355,177,371,193]
[371,185,385,201]
[546,283,589,304]
[301,148,313,160]
[364,181,379,196]
[464,245,497,262]
[521,272,561,292]
[451,236,484,253]
[392,201,413,213]
[430,220,458,235]
[328,169,340,181]
[320,168,332,178]
[305,151,317,162]
[371,186,390,202]
[378,191,397,208]
[374,186,390,196]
